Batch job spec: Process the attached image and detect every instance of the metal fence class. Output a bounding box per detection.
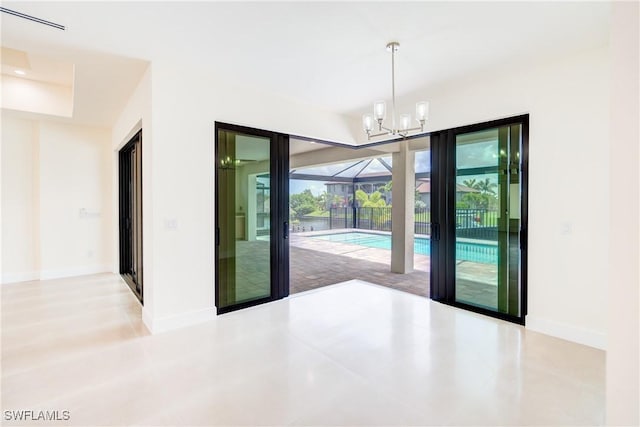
[355,207,392,231]
[329,207,354,230]
[455,208,498,241]
[329,207,432,236]
[415,207,431,235]
[292,207,498,239]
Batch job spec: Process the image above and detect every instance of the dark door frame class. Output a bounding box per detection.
[119,130,143,303]
[430,115,529,324]
[214,122,289,315]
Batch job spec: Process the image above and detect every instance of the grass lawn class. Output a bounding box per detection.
[306,210,330,217]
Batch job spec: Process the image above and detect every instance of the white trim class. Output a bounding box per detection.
[2,271,39,284]
[526,315,606,350]
[116,120,142,151]
[143,307,216,334]
[142,306,154,333]
[39,265,111,280]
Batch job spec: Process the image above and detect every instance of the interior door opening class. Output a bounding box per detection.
[119,130,143,303]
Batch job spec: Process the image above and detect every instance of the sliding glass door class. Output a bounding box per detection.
[431,116,527,323]
[119,130,143,303]
[215,123,289,314]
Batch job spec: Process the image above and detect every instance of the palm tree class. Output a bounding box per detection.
[462,179,477,189]
[476,178,497,195]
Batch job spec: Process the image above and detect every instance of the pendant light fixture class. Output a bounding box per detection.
[362,42,429,140]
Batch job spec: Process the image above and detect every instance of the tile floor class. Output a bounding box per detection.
[2,274,604,426]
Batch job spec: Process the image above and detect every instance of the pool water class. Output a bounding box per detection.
[312,232,497,264]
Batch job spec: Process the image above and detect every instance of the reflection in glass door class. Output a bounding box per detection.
[455,126,522,316]
[430,116,527,324]
[215,124,289,314]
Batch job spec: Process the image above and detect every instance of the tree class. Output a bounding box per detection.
[461,192,489,210]
[290,189,317,219]
[317,191,329,211]
[460,178,498,209]
[475,178,497,195]
[355,189,387,207]
[462,179,477,189]
[355,189,368,206]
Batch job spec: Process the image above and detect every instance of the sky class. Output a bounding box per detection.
[290,179,327,196]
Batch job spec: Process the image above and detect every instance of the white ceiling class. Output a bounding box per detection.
[1,1,610,126]
[1,47,74,86]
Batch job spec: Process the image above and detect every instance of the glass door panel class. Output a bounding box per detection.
[454,125,522,317]
[217,129,272,310]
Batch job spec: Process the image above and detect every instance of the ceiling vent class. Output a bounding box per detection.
[0,7,65,30]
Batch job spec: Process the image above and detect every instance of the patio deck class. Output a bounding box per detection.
[289,231,498,308]
[289,231,428,296]
[234,232,498,307]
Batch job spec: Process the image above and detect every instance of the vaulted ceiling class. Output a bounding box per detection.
[1,2,610,127]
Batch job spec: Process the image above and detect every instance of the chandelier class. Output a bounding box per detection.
[362,42,429,140]
[219,155,240,170]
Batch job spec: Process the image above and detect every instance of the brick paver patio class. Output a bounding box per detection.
[289,231,498,308]
[235,230,498,307]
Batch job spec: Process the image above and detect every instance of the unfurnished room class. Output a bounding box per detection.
[1,2,638,426]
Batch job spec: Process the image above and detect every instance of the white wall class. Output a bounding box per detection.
[390,46,610,349]
[131,46,612,345]
[0,115,113,283]
[1,117,38,282]
[1,75,74,118]
[38,122,112,278]
[127,60,359,331]
[607,2,639,424]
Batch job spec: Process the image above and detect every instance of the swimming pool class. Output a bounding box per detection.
[312,232,497,264]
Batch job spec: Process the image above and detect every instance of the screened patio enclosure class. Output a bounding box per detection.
[287,142,433,297]
[289,151,432,235]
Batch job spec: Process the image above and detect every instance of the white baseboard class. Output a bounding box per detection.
[143,306,217,334]
[142,307,154,333]
[2,271,40,284]
[526,315,606,350]
[39,265,111,280]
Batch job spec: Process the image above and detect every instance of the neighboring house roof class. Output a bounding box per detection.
[456,184,480,193]
[416,181,431,194]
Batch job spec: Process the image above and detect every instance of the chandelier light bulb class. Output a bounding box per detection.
[416,101,429,122]
[362,114,374,132]
[400,114,411,131]
[373,101,386,121]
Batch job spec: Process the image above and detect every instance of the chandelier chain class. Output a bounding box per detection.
[391,45,396,131]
